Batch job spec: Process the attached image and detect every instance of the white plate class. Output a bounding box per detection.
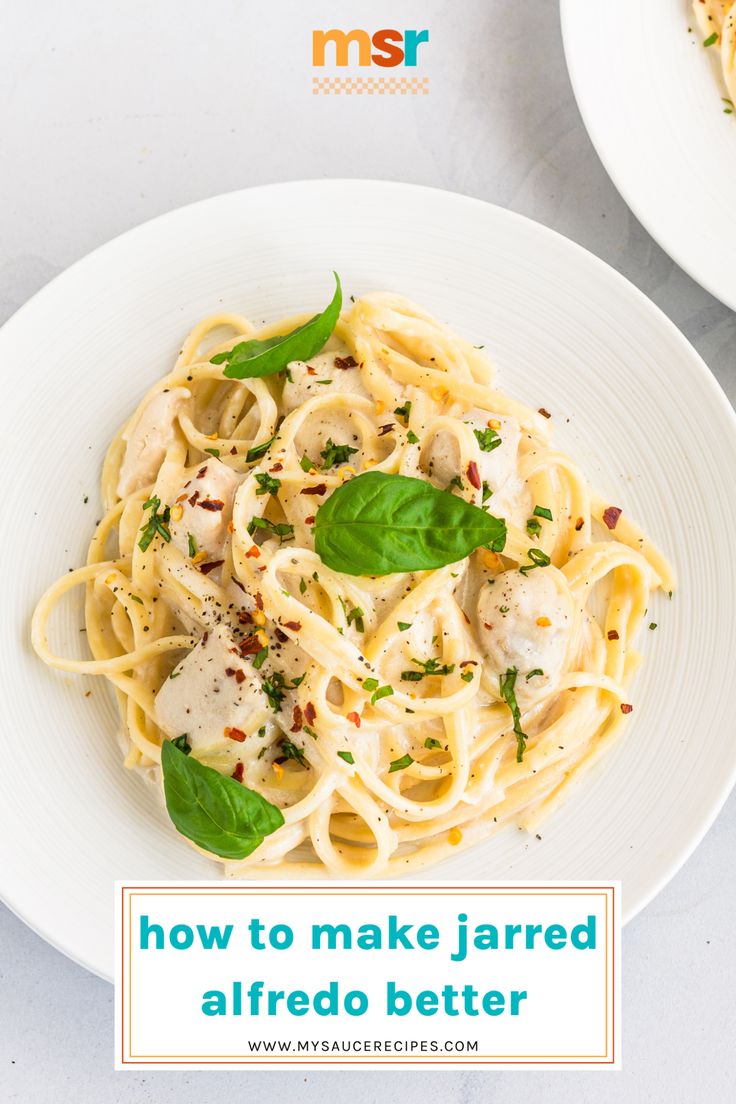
[561,0,736,310]
[1,181,735,982]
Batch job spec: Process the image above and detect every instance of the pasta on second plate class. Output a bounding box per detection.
[693,0,736,101]
[32,279,673,877]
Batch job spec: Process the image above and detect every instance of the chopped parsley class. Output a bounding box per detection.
[473,427,502,452]
[262,672,288,711]
[499,667,528,763]
[337,750,355,764]
[389,753,413,773]
[424,737,442,750]
[245,435,278,463]
[321,438,359,469]
[460,670,474,683]
[187,532,197,558]
[447,475,463,491]
[248,516,294,543]
[138,496,171,551]
[371,684,394,705]
[481,481,493,504]
[404,656,455,679]
[526,668,544,681]
[299,577,307,594]
[394,401,412,424]
[704,31,719,47]
[397,621,412,632]
[204,447,220,457]
[252,646,269,670]
[362,677,379,692]
[278,738,307,766]
[533,505,553,521]
[406,430,420,445]
[300,455,315,473]
[255,472,281,496]
[649,622,657,631]
[526,518,542,538]
[346,605,365,633]
[520,547,551,575]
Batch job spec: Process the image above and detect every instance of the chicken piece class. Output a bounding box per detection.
[117,388,190,498]
[282,350,367,412]
[155,623,269,753]
[425,410,520,494]
[170,459,241,562]
[476,568,574,694]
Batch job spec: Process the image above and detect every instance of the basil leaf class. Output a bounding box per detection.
[161,739,284,860]
[314,471,506,576]
[211,273,342,380]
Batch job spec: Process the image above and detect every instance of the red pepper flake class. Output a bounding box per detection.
[305,515,316,525]
[304,702,317,725]
[539,407,551,419]
[225,667,236,677]
[291,705,303,733]
[255,592,264,610]
[230,446,238,455]
[347,711,361,728]
[237,634,263,658]
[284,621,302,632]
[246,546,261,558]
[270,462,283,473]
[602,506,622,530]
[575,517,584,531]
[378,423,394,436]
[334,355,358,370]
[234,669,246,684]
[607,630,619,641]
[306,366,317,376]
[224,726,246,742]
[175,493,188,503]
[620,703,633,714]
[483,622,493,630]
[188,490,200,507]
[231,761,244,782]
[197,498,225,512]
[466,461,481,490]
[237,610,252,625]
[197,466,208,478]
[199,559,224,575]
[300,484,327,496]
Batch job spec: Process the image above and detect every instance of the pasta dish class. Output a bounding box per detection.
[693,1,736,102]
[32,276,674,876]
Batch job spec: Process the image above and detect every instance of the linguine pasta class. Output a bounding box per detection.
[693,0,736,102]
[32,288,674,877]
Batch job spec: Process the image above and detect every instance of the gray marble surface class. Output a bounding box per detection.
[1,2,734,1100]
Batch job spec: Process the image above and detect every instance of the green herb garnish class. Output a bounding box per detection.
[337,750,355,764]
[161,739,283,859]
[138,496,172,552]
[371,684,393,705]
[171,734,191,755]
[519,547,551,575]
[389,753,413,773]
[210,273,342,379]
[320,438,359,469]
[248,516,294,543]
[313,471,506,576]
[473,427,501,452]
[255,472,282,496]
[394,401,412,423]
[246,435,278,464]
[424,737,442,750]
[533,505,553,521]
[499,667,528,763]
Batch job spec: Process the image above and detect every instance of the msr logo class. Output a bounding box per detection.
[312,28,429,68]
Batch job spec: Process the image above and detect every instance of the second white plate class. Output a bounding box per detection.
[561,0,736,310]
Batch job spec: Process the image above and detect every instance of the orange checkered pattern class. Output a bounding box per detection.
[312,75,430,96]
